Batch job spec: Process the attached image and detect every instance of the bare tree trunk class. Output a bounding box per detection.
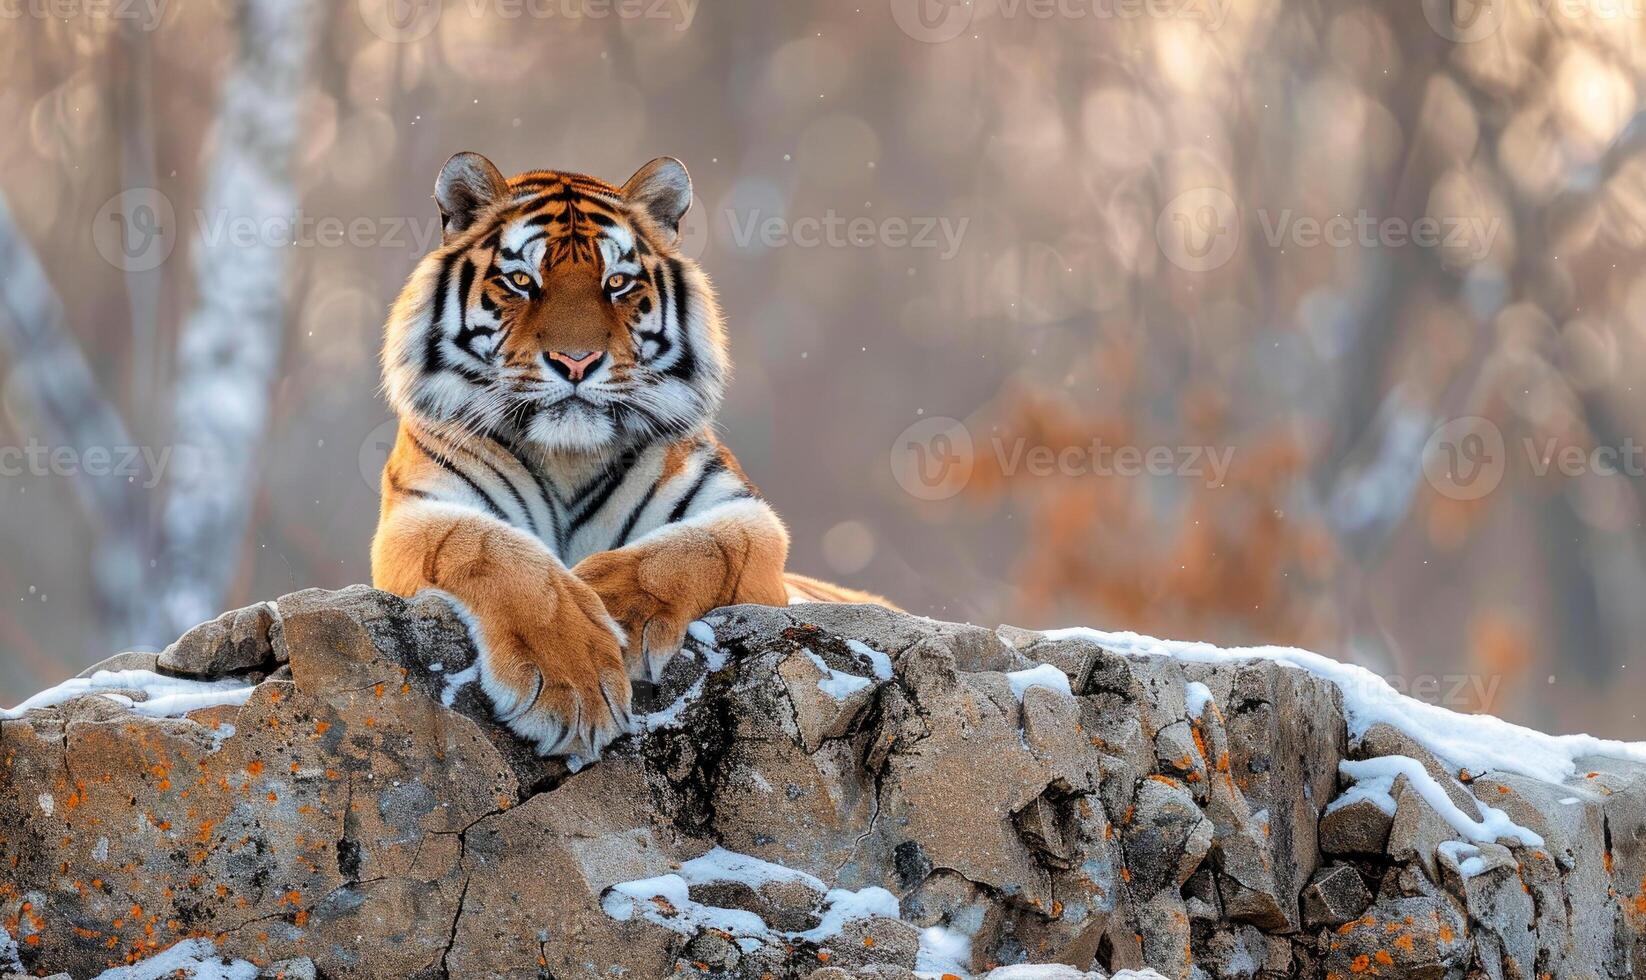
[153,0,320,640]
[114,20,163,415]
[0,195,152,640]
[0,199,139,525]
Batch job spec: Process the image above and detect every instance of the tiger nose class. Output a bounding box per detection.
[545,350,605,383]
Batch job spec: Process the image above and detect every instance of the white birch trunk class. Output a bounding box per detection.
[154,0,321,639]
[0,194,153,639]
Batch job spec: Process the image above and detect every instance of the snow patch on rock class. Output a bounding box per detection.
[1042,626,1646,782]
[846,638,894,681]
[602,847,896,948]
[1184,680,1214,719]
[1338,755,1542,846]
[1437,840,1487,878]
[0,670,254,720]
[1006,664,1072,701]
[89,938,259,979]
[916,924,973,975]
[808,650,873,700]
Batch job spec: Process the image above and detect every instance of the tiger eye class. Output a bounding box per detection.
[511,272,532,289]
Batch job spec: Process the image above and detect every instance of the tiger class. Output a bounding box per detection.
[371,152,885,760]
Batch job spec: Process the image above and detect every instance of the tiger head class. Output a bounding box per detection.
[383,152,725,457]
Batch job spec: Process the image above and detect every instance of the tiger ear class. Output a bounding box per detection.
[621,157,692,238]
[435,151,508,243]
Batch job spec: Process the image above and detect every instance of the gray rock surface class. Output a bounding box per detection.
[0,588,1641,978]
[1317,796,1393,857]
[1299,865,1372,930]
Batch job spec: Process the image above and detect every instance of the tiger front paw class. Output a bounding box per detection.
[573,550,695,684]
[471,578,633,759]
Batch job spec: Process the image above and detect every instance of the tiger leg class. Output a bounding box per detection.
[573,501,789,682]
[372,502,630,757]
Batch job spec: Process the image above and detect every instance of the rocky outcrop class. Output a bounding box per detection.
[1,587,1643,978]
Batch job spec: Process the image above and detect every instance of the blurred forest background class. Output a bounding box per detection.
[2,0,1644,738]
